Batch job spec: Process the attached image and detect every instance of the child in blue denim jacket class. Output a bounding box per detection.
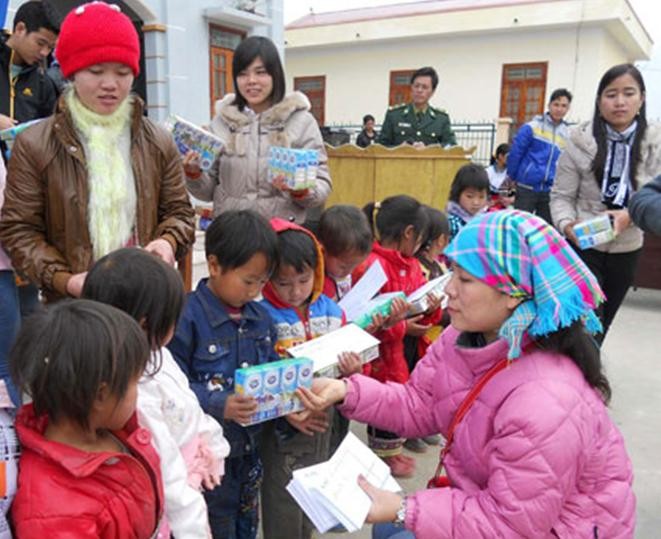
[168,210,279,539]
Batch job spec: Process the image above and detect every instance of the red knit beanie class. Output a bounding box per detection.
[57,2,140,79]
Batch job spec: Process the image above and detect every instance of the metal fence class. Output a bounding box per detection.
[322,122,496,166]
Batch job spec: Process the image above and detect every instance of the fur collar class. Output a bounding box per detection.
[213,91,311,131]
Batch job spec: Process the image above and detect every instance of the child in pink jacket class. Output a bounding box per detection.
[300,209,635,539]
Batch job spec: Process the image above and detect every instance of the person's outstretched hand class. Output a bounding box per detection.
[358,475,403,523]
[606,209,632,236]
[297,377,347,412]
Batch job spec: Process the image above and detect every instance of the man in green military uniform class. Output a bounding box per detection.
[378,66,456,147]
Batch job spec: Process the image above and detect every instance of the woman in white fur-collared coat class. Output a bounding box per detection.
[184,36,331,223]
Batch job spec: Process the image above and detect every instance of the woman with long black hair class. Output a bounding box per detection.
[551,63,661,340]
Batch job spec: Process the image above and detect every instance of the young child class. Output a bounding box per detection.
[318,204,373,302]
[355,195,441,477]
[485,143,510,194]
[446,163,490,240]
[415,206,450,281]
[403,206,450,453]
[10,300,163,538]
[259,218,361,539]
[167,210,280,539]
[317,205,375,455]
[82,248,231,539]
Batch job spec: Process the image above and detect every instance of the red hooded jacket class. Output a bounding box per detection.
[12,404,164,539]
[352,242,441,383]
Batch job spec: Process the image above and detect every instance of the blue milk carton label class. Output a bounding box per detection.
[572,215,614,250]
[235,358,313,425]
[281,361,300,415]
[165,115,223,171]
[260,367,282,422]
[306,149,318,186]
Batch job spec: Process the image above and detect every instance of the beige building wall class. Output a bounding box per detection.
[285,0,651,127]
[286,25,636,126]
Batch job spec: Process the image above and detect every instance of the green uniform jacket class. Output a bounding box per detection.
[378,103,456,147]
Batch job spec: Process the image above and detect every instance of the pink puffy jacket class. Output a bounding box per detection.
[339,327,635,538]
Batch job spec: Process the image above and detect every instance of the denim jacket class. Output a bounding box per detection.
[168,278,279,458]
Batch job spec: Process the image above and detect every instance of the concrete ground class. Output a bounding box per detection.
[192,234,661,538]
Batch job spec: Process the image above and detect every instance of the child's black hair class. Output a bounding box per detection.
[205,210,279,274]
[449,164,490,202]
[489,143,510,166]
[82,248,184,362]
[318,205,373,257]
[10,299,149,430]
[363,195,428,244]
[418,206,449,253]
[275,229,318,274]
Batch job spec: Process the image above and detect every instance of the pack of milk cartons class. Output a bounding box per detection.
[268,146,318,191]
[164,115,223,171]
[234,358,314,425]
[572,215,615,250]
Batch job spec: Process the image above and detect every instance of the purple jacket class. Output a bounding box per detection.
[339,327,635,538]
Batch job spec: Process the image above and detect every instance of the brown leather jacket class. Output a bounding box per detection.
[0,95,195,300]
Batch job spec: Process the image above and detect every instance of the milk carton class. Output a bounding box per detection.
[572,215,615,250]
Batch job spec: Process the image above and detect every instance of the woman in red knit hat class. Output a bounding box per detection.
[0,1,194,302]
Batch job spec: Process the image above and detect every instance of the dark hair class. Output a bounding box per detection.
[549,88,573,103]
[232,36,285,111]
[591,64,647,191]
[449,163,490,202]
[318,205,372,257]
[411,66,439,90]
[205,210,278,274]
[363,195,428,244]
[14,1,60,34]
[418,206,449,253]
[10,299,149,430]
[82,248,184,359]
[275,229,318,274]
[536,321,611,404]
[362,114,375,125]
[489,143,510,166]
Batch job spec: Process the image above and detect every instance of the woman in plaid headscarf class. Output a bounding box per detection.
[300,210,634,539]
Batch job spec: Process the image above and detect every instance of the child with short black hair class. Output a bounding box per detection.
[10,300,163,538]
[260,218,361,539]
[446,163,490,240]
[83,248,230,539]
[168,210,280,539]
[318,204,373,301]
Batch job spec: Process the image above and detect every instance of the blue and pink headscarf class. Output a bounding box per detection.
[444,210,604,359]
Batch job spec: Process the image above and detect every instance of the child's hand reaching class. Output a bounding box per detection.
[201,471,221,491]
[285,409,329,436]
[406,314,431,337]
[223,394,258,424]
[387,297,410,326]
[338,351,362,376]
[424,292,443,314]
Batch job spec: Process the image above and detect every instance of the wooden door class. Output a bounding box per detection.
[389,70,415,106]
[294,76,325,126]
[209,25,244,118]
[500,62,547,132]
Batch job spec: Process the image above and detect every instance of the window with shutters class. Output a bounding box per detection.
[389,70,415,106]
[294,76,325,125]
[499,62,548,132]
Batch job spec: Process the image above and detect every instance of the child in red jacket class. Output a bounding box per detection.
[354,195,442,477]
[10,300,164,539]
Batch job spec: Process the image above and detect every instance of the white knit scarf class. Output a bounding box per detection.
[66,89,136,260]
